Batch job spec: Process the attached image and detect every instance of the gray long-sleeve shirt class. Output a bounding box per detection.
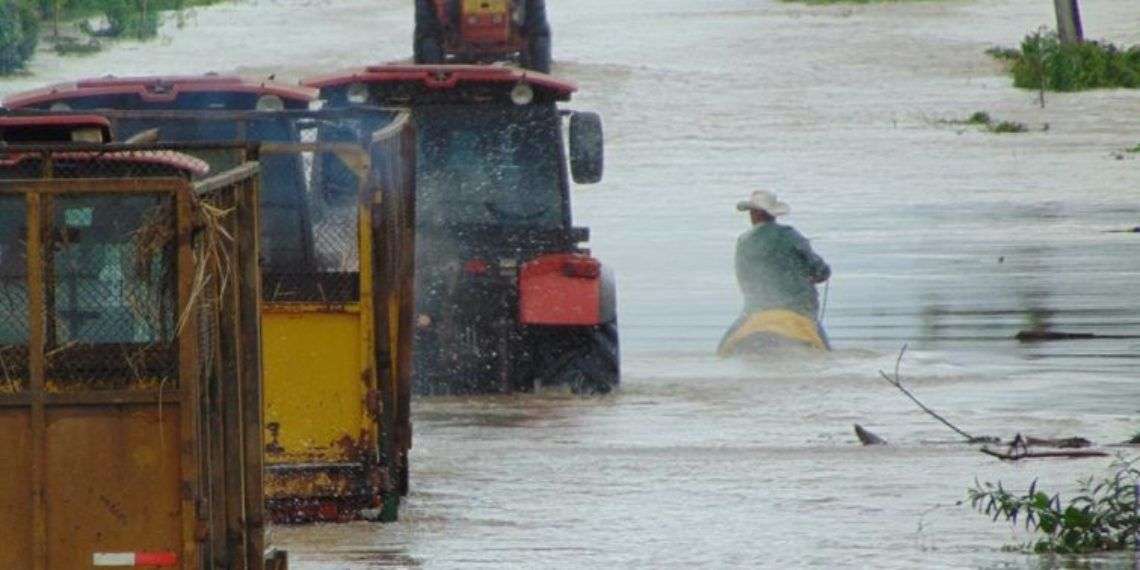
[734,222,830,317]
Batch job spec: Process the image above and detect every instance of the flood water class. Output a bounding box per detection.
[5,0,1139,567]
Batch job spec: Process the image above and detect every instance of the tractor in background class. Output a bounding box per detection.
[414,0,552,73]
[305,65,618,395]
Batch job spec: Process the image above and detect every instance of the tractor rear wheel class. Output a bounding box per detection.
[536,321,619,395]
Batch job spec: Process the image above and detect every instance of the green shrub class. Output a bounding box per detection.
[86,0,158,39]
[967,457,1140,554]
[16,2,37,61]
[995,30,1140,91]
[967,111,991,125]
[0,0,38,74]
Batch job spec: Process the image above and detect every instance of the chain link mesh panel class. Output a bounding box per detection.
[95,110,384,304]
[45,193,178,391]
[0,146,207,392]
[258,142,361,304]
[0,195,28,393]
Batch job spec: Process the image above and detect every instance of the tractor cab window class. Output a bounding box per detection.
[416,105,564,229]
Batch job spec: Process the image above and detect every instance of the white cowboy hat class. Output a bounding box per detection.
[736,190,790,216]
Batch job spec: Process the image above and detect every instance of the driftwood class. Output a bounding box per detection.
[1024,436,1092,449]
[854,424,887,446]
[980,434,1108,461]
[1015,330,1140,342]
[980,448,1109,460]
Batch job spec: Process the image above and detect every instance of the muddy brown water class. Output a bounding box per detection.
[5,0,1139,567]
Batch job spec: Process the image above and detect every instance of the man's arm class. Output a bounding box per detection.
[789,229,830,283]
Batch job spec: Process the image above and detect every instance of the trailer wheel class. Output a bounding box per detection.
[539,321,619,395]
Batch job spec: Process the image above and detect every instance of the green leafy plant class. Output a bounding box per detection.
[967,457,1140,554]
[967,111,991,125]
[989,29,1140,92]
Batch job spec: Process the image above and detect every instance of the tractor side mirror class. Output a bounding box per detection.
[569,111,604,184]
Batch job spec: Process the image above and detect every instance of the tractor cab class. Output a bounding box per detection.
[414,0,552,72]
[305,65,603,231]
[306,64,617,395]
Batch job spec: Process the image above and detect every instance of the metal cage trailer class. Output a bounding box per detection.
[0,140,286,569]
[4,76,419,523]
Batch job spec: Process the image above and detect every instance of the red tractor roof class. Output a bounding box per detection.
[3,74,317,108]
[303,64,578,100]
[0,114,113,142]
[0,114,111,129]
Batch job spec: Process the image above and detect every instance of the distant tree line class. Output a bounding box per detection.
[0,0,217,74]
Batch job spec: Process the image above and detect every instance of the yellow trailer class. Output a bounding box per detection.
[0,133,284,568]
[1,87,419,521]
[257,121,417,522]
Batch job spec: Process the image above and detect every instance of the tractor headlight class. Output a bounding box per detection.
[255,94,285,112]
[347,82,370,105]
[510,82,534,106]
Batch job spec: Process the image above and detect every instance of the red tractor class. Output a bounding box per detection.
[305,65,617,395]
[414,0,551,73]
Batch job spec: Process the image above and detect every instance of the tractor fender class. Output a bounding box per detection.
[518,253,615,326]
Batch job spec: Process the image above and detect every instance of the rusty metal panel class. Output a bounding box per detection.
[43,405,182,570]
[0,142,273,568]
[0,409,32,569]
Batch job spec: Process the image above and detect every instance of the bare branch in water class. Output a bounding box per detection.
[878,344,1000,444]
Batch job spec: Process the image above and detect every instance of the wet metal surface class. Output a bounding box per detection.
[5,0,1138,567]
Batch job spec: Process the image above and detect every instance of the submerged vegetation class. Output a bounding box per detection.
[967,457,1140,554]
[0,0,227,73]
[942,111,1029,134]
[989,29,1140,92]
